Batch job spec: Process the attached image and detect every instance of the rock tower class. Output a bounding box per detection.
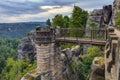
[35,27,55,80]
[35,27,63,80]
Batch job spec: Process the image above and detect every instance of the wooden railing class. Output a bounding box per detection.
[57,28,107,41]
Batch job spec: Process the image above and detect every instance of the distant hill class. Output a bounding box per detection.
[0,22,46,38]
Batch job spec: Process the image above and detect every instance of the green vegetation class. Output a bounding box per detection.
[49,6,88,46]
[60,43,76,49]
[88,22,98,28]
[46,18,51,26]
[0,22,45,38]
[0,38,36,80]
[0,38,19,73]
[115,12,120,26]
[69,6,88,28]
[63,16,70,28]
[51,6,88,29]
[52,14,65,27]
[51,6,88,38]
[69,6,88,37]
[71,46,103,80]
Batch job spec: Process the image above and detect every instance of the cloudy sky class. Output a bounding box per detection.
[0,0,114,23]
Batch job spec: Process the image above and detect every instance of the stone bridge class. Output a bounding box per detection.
[35,26,120,80]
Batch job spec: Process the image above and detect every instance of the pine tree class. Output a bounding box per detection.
[52,14,64,27]
[63,16,70,28]
[70,6,88,28]
[69,6,88,37]
[46,18,51,26]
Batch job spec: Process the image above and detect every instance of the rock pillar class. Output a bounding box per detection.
[105,27,120,80]
[35,27,55,80]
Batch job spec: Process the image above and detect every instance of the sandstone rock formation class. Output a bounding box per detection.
[21,45,81,80]
[114,0,120,10]
[112,0,120,25]
[103,5,112,25]
[86,9,103,30]
[18,30,36,60]
[104,27,120,80]
[60,45,81,80]
[21,69,41,80]
[89,57,105,80]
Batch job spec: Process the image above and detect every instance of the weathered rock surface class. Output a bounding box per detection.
[18,30,36,60]
[86,5,112,30]
[21,45,81,80]
[21,69,41,80]
[103,5,112,25]
[104,27,120,80]
[60,45,81,80]
[112,0,120,25]
[86,9,103,29]
[89,57,105,80]
[114,0,120,10]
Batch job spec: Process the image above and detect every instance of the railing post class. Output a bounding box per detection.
[91,28,93,41]
[76,29,78,41]
[64,29,65,40]
[105,29,108,40]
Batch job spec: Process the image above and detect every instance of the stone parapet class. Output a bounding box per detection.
[105,27,120,80]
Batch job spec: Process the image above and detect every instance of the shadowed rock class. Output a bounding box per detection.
[103,5,112,25]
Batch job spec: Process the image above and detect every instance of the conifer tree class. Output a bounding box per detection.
[46,18,51,26]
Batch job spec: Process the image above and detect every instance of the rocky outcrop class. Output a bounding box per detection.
[114,0,120,10]
[86,5,112,30]
[60,45,81,80]
[104,27,120,80]
[103,5,112,25]
[86,9,103,30]
[112,0,120,25]
[21,45,81,80]
[18,30,36,60]
[89,57,105,80]
[21,69,41,80]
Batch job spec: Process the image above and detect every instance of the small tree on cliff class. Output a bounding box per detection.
[46,18,51,26]
[63,16,70,28]
[115,12,120,26]
[52,14,64,27]
[69,6,88,37]
[69,6,88,28]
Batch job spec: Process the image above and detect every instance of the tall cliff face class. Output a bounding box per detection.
[86,9,103,30]
[18,30,36,60]
[86,5,112,29]
[19,28,82,80]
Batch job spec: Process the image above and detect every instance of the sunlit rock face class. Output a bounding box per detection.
[86,5,112,30]
[87,9,103,28]
[89,57,105,80]
[112,0,120,25]
[114,0,120,11]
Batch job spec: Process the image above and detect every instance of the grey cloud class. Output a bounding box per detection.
[0,0,113,16]
[0,0,114,23]
[0,1,47,16]
[0,0,78,16]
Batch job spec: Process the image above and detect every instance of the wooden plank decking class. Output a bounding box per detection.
[56,37,106,46]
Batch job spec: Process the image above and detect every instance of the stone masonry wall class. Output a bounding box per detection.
[105,27,120,80]
[36,44,52,80]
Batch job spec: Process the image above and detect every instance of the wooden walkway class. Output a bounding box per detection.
[56,37,106,46]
